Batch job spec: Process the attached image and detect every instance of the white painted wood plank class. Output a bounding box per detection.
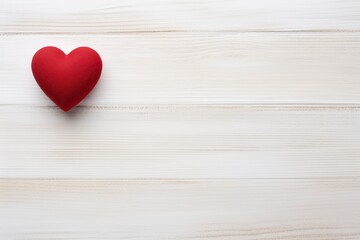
[1,0,360,33]
[2,33,360,105]
[1,105,360,179]
[1,179,360,239]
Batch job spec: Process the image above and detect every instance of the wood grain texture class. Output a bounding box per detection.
[1,180,360,239]
[2,33,360,105]
[2,0,360,239]
[1,0,360,33]
[1,105,360,179]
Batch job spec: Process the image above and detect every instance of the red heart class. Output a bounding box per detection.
[31,46,102,112]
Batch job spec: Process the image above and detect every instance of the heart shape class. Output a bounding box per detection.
[31,46,102,112]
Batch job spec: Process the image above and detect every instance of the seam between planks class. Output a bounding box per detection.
[1,178,360,181]
[3,29,360,35]
[2,104,360,110]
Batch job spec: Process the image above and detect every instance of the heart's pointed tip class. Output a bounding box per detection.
[59,105,73,112]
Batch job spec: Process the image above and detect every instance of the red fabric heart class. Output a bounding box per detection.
[31,46,102,112]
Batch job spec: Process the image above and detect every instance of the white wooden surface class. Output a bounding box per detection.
[3,33,360,105]
[1,1,360,239]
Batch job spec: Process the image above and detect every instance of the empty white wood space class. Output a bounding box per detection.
[1,0,360,239]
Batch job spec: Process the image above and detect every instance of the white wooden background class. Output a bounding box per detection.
[1,0,360,239]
